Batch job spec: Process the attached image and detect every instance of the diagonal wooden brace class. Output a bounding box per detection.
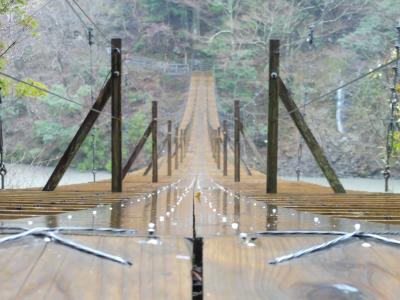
[278,77,346,194]
[122,121,153,180]
[43,79,112,191]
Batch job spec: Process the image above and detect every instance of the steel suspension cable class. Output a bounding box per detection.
[0,0,56,58]
[69,0,108,41]
[0,71,119,120]
[283,56,400,118]
[63,0,89,31]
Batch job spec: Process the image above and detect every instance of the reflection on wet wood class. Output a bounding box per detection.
[0,236,192,299]
[249,193,400,224]
[204,236,400,300]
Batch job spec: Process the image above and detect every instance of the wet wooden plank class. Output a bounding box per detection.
[0,236,192,299]
[204,236,400,299]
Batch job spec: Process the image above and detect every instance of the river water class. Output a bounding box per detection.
[1,163,398,193]
[284,176,400,193]
[2,163,111,189]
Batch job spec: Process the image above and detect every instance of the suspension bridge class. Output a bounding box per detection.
[0,2,400,299]
[0,64,400,298]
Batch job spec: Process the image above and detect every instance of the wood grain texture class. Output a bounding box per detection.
[111,38,122,192]
[204,236,400,300]
[0,236,192,300]
[267,39,280,193]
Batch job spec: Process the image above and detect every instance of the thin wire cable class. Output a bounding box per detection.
[284,56,400,117]
[63,0,89,30]
[0,71,120,120]
[0,0,56,58]
[8,0,56,36]
[70,0,108,41]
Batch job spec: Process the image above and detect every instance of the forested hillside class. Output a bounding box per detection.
[0,0,399,178]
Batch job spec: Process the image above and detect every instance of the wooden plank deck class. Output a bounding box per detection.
[204,236,400,299]
[0,235,192,299]
[0,72,399,299]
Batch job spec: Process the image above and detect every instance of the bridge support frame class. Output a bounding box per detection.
[278,78,345,193]
[223,120,228,176]
[180,129,184,163]
[122,121,153,180]
[175,126,179,169]
[267,39,280,193]
[42,79,112,191]
[152,101,158,183]
[265,39,345,194]
[217,127,221,169]
[167,120,172,176]
[234,100,240,182]
[111,38,123,192]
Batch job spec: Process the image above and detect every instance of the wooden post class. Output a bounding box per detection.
[167,120,172,176]
[267,39,280,194]
[223,120,228,176]
[217,127,221,169]
[213,130,217,160]
[111,38,122,193]
[278,77,346,193]
[43,79,111,191]
[183,128,186,158]
[175,126,179,169]
[234,100,240,182]
[122,121,152,180]
[152,101,158,183]
[180,129,184,163]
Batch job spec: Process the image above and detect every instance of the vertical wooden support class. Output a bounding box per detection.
[234,100,240,182]
[223,120,228,176]
[152,101,158,183]
[217,127,221,169]
[175,126,179,169]
[213,130,217,159]
[267,39,280,194]
[111,38,122,192]
[180,129,184,163]
[183,129,186,158]
[278,78,346,193]
[167,120,172,176]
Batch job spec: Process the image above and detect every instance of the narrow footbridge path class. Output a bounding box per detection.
[1,73,400,299]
